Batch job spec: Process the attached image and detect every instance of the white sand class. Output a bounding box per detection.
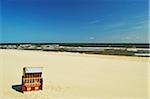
[0,49,149,99]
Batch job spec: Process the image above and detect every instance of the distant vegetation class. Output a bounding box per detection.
[0,43,150,57]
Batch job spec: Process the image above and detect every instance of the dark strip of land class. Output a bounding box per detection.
[0,43,150,48]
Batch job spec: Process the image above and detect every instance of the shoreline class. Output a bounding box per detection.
[0,49,149,62]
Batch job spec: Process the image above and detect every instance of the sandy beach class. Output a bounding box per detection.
[0,49,149,99]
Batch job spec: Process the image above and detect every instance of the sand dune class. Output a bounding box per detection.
[0,49,149,99]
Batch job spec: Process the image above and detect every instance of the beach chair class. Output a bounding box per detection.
[22,67,43,92]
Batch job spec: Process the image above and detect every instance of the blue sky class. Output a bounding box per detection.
[0,0,149,43]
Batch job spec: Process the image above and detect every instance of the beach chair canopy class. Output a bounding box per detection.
[24,67,43,73]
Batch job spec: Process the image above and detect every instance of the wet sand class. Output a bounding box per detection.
[0,49,149,99]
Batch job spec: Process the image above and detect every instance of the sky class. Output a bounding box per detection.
[0,0,149,43]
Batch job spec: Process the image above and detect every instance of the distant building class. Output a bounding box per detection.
[22,67,43,92]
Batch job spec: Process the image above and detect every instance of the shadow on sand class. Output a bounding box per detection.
[12,84,23,93]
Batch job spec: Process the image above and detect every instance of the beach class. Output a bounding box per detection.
[0,49,149,99]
